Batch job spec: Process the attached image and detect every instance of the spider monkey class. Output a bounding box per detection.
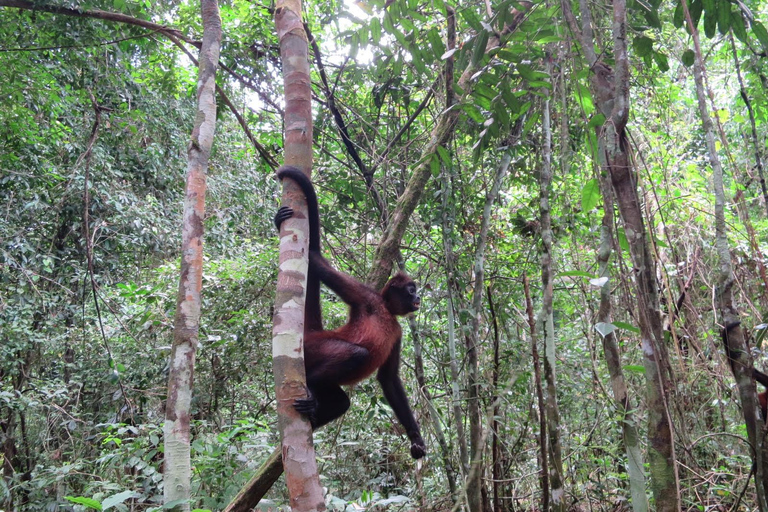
[274,166,426,459]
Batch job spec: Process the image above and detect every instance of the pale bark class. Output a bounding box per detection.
[464,152,512,512]
[539,72,565,512]
[681,2,768,506]
[596,170,648,512]
[271,2,325,510]
[163,1,221,510]
[524,275,549,512]
[561,0,680,508]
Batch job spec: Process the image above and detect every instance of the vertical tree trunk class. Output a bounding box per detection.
[441,163,469,476]
[596,171,648,512]
[524,275,549,512]
[465,152,513,512]
[163,2,221,510]
[681,2,768,507]
[561,0,680,508]
[539,73,565,512]
[272,2,325,510]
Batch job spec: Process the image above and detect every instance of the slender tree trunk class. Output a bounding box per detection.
[729,34,768,218]
[466,152,513,512]
[163,2,220,510]
[407,312,457,496]
[271,2,325,510]
[524,275,549,512]
[561,0,680,508]
[487,286,502,512]
[539,74,565,512]
[681,2,768,507]
[596,170,648,512]
[441,163,469,476]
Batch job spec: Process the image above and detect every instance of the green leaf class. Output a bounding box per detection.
[682,49,695,67]
[437,145,451,165]
[690,0,703,28]
[103,490,138,511]
[581,178,601,211]
[753,21,768,53]
[370,18,382,44]
[427,27,445,61]
[623,364,646,374]
[588,113,606,129]
[644,8,661,29]
[471,29,490,66]
[703,8,717,38]
[614,321,641,333]
[66,497,103,511]
[717,0,731,34]
[653,51,669,72]
[731,11,747,42]
[617,228,629,251]
[673,1,685,27]
[633,36,654,57]
[558,270,595,278]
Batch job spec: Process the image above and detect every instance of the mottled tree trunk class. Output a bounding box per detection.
[271,2,325,510]
[539,68,565,512]
[596,169,648,512]
[681,0,768,506]
[163,1,221,510]
[560,0,680,508]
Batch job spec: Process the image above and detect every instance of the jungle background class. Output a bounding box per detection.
[2,0,768,510]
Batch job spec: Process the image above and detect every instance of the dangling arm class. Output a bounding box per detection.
[376,339,426,459]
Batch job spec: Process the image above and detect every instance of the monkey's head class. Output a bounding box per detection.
[382,272,420,316]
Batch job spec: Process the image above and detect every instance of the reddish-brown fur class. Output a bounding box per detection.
[275,167,426,459]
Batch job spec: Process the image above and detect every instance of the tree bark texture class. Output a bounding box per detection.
[681,0,768,506]
[524,275,549,512]
[596,169,648,512]
[561,0,680,508]
[539,73,565,512]
[271,2,325,511]
[163,1,221,510]
[464,152,512,512]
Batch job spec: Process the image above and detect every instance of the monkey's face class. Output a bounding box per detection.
[383,274,420,316]
[404,281,420,312]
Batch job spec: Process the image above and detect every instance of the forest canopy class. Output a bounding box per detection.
[2,0,768,510]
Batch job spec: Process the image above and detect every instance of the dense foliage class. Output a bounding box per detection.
[1,0,768,510]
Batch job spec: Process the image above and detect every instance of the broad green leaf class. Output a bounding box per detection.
[690,0,703,28]
[731,11,748,42]
[753,21,768,52]
[653,51,669,72]
[103,490,139,511]
[471,30,490,66]
[65,497,102,511]
[581,178,600,211]
[427,27,445,60]
[673,1,685,27]
[370,18,382,44]
[614,321,640,333]
[717,0,731,34]
[558,270,595,278]
[623,365,646,374]
[633,36,654,57]
[703,8,717,38]
[682,49,695,67]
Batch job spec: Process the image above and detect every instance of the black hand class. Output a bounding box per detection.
[274,206,294,231]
